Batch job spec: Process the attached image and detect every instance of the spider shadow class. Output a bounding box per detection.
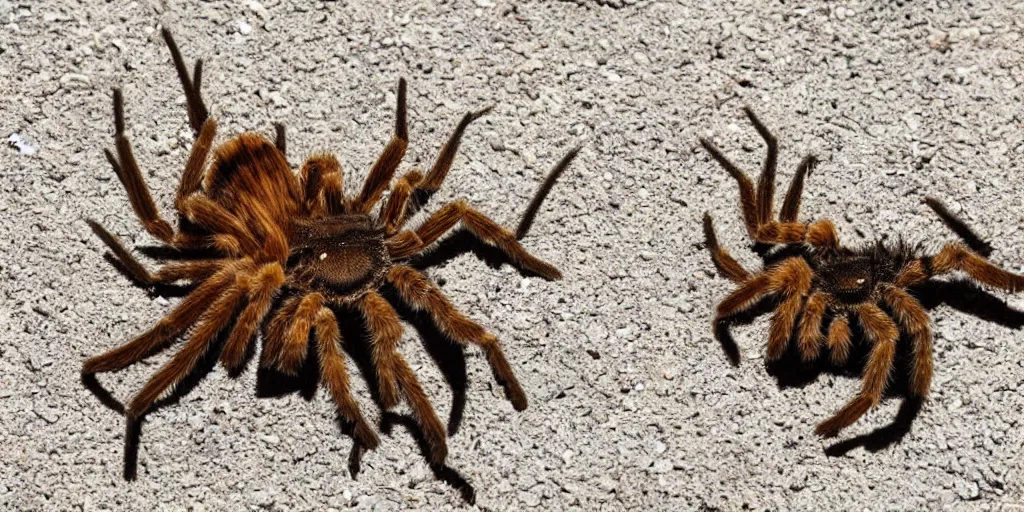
[410,228,552,279]
[383,286,470,436]
[380,412,477,505]
[101,253,192,299]
[716,277,1024,456]
[83,328,236,480]
[250,298,474,501]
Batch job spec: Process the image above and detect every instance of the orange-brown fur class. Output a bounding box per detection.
[83,29,578,477]
[703,107,1024,438]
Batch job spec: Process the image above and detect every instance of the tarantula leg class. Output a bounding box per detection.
[107,89,175,244]
[796,292,827,362]
[380,169,425,235]
[883,286,933,396]
[765,259,813,360]
[384,230,422,259]
[125,273,249,434]
[898,243,1024,292]
[714,273,771,321]
[779,155,818,223]
[87,219,157,285]
[924,197,994,257]
[178,195,260,255]
[261,296,302,368]
[827,314,853,365]
[414,106,492,201]
[815,304,898,438]
[407,200,561,280]
[161,28,208,134]
[314,307,380,450]
[175,118,218,211]
[275,293,326,375]
[353,78,409,214]
[702,213,751,283]
[89,219,226,286]
[699,137,758,237]
[515,146,581,240]
[274,123,287,157]
[220,263,285,371]
[767,296,802,361]
[356,292,448,465]
[756,219,840,250]
[300,154,346,216]
[387,265,528,410]
[82,264,240,374]
[127,272,248,411]
[247,202,291,264]
[353,293,402,408]
[742,107,779,227]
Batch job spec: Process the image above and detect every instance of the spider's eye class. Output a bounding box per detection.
[856,278,866,285]
[319,252,328,261]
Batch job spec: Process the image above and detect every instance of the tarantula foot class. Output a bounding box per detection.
[813,420,843,439]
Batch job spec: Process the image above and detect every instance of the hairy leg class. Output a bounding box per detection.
[261,296,302,369]
[883,286,933,397]
[703,213,750,283]
[220,263,285,371]
[300,154,346,217]
[276,293,327,374]
[355,292,447,464]
[380,169,424,235]
[87,220,224,286]
[177,195,259,255]
[897,242,1024,292]
[699,137,757,237]
[815,304,898,437]
[161,28,208,134]
[714,273,771,321]
[796,292,827,361]
[755,219,840,250]
[779,155,818,223]
[124,272,250,424]
[767,294,804,361]
[352,79,408,214]
[827,314,853,365]
[387,265,527,410]
[412,107,492,205]
[274,123,286,157]
[82,263,244,374]
[764,258,813,360]
[106,89,174,243]
[743,107,778,227]
[314,307,379,450]
[175,118,217,211]
[393,200,561,280]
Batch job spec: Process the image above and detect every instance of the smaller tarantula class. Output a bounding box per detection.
[84,29,578,474]
[701,107,1024,437]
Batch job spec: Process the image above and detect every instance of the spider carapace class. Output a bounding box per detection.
[83,29,579,478]
[701,107,1024,439]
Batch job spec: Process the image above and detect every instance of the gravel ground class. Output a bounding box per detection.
[3,0,1024,510]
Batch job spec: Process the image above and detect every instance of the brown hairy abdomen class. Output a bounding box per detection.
[206,133,302,225]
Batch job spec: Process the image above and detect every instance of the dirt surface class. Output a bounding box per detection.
[2,0,1024,510]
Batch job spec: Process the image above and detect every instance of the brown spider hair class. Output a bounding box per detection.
[83,29,579,476]
[702,107,1024,438]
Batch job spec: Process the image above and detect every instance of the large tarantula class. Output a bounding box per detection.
[701,108,1024,438]
[83,29,578,472]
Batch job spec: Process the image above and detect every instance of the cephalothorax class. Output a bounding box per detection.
[84,29,578,478]
[702,107,1024,438]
